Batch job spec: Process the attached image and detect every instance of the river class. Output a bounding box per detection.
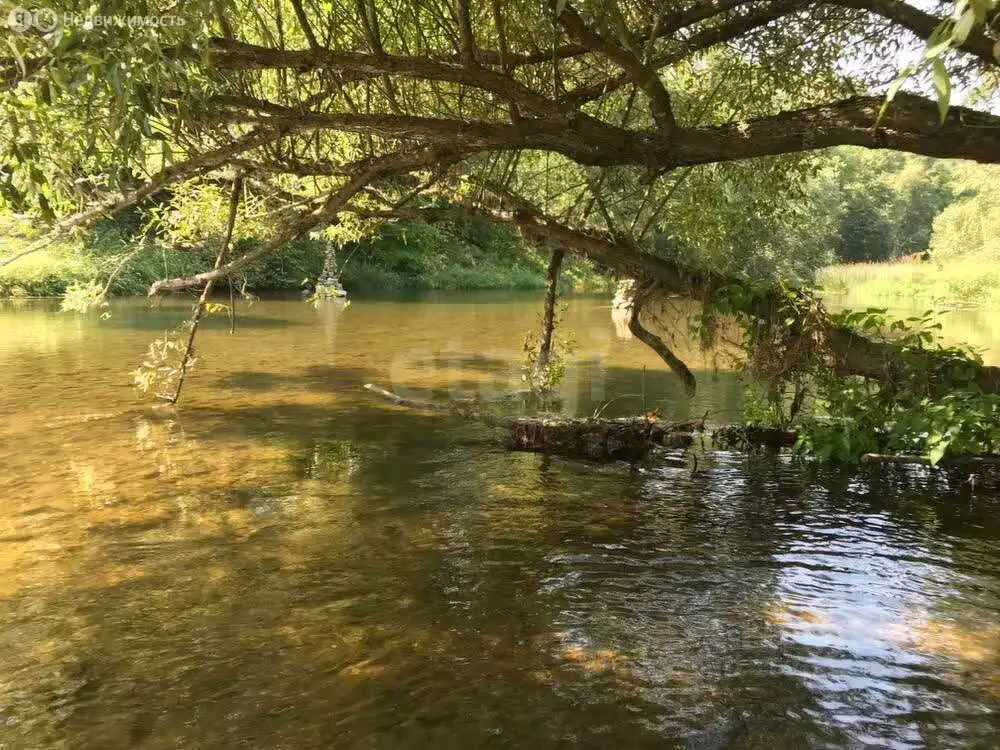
[1,293,999,748]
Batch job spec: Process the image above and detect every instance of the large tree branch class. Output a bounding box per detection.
[668,94,1000,165]
[826,0,999,67]
[212,92,1000,167]
[199,39,566,119]
[207,95,636,165]
[147,146,463,295]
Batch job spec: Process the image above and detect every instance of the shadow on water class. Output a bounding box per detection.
[1,295,1000,748]
[99,311,304,331]
[215,365,379,393]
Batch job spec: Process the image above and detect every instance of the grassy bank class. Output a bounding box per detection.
[818,257,1000,308]
[0,218,611,298]
[0,231,329,297]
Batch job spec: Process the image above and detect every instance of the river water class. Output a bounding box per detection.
[1,293,999,749]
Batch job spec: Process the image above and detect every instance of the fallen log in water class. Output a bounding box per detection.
[364,385,1000,469]
[363,383,698,461]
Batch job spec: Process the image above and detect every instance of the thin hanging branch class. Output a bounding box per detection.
[290,0,320,49]
[554,2,676,134]
[457,0,477,66]
[627,287,697,396]
[165,174,244,405]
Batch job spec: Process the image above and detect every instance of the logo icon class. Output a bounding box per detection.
[32,7,58,32]
[6,7,32,32]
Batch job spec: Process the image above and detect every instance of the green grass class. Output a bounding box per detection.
[818,257,1000,308]
[1,216,612,297]
[0,248,95,297]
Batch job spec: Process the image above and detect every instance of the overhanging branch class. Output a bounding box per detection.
[147,146,464,295]
[826,0,999,68]
[352,197,1000,395]
[211,92,1000,168]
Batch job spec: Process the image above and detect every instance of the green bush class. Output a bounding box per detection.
[1,214,611,298]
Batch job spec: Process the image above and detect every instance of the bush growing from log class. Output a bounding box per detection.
[704,285,1000,464]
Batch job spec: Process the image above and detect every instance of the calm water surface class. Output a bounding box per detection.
[1,293,1000,749]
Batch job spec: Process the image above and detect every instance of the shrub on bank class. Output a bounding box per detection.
[1,217,611,297]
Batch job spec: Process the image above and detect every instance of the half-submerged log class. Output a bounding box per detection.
[502,416,696,461]
[363,383,697,461]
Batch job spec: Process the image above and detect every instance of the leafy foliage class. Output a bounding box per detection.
[698,278,1000,464]
[59,278,109,315]
[131,328,192,398]
[929,170,1000,263]
[521,304,576,399]
[798,309,1000,463]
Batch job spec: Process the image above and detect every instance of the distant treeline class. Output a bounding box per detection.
[824,150,998,265]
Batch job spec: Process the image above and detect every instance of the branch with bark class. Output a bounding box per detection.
[554,2,677,133]
[209,92,1000,167]
[148,145,464,294]
[626,284,698,395]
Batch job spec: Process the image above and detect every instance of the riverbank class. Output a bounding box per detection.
[818,257,1000,308]
[0,219,612,298]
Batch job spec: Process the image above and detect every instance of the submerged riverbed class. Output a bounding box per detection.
[2,293,1000,748]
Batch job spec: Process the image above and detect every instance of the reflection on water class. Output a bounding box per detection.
[1,293,1000,748]
[824,293,1000,364]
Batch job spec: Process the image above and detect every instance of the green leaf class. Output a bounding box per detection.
[932,58,952,122]
[953,8,976,44]
[925,36,954,60]
[927,442,947,466]
[924,20,954,59]
[4,38,27,79]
